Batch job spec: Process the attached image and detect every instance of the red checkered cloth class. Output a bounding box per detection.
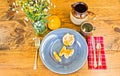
[87,36,107,69]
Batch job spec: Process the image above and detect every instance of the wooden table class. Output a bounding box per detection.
[0,0,120,76]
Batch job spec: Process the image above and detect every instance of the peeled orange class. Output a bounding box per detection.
[47,15,61,30]
[53,51,61,62]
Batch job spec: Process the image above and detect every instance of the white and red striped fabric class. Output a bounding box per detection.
[87,36,107,69]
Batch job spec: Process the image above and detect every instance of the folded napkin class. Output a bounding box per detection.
[87,36,107,69]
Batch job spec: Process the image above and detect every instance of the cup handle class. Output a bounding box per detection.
[87,11,96,20]
[93,27,96,30]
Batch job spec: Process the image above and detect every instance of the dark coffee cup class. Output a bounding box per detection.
[73,2,88,13]
[70,2,96,25]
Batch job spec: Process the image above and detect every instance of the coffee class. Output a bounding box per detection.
[74,2,88,13]
[70,2,95,25]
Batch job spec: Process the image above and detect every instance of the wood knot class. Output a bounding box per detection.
[114,27,120,33]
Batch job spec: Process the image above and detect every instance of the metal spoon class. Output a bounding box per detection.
[96,42,102,66]
[33,37,40,70]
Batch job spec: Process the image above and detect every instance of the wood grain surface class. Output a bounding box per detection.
[0,0,120,76]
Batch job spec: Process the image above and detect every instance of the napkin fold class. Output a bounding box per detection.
[87,36,107,69]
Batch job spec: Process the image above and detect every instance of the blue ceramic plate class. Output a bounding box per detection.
[40,28,88,74]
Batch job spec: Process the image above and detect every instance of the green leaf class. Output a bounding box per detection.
[17,0,51,35]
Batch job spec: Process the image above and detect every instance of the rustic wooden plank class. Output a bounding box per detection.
[0,50,120,76]
[0,0,120,76]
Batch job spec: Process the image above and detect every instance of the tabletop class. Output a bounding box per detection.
[0,0,120,76]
